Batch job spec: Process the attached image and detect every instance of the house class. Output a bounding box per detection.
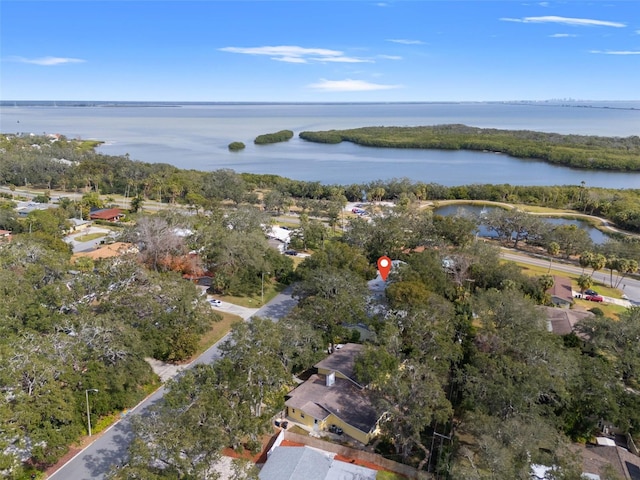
[72,242,138,260]
[67,218,92,233]
[575,443,640,480]
[15,201,53,217]
[259,445,377,480]
[315,343,364,386]
[548,275,574,308]
[89,208,124,222]
[0,230,12,242]
[284,343,381,444]
[538,306,594,336]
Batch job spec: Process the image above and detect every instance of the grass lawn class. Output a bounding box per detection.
[74,232,107,242]
[190,311,244,359]
[376,472,409,480]
[217,282,287,308]
[503,258,627,319]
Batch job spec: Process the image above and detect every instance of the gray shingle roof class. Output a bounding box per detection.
[285,374,379,434]
[259,446,377,480]
[314,343,364,382]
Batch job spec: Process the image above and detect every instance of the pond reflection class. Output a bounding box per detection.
[432,204,609,245]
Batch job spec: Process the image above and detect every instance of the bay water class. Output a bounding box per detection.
[1,102,639,187]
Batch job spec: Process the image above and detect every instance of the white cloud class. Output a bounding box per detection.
[387,39,425,45]
[219,45,370,64]
[590,50,640,55]
[308,79,401,92]
[539,2,549,6]
[9,56,85,66]
[549,33,578,38]
[378,55,403,60]
[311,56,374,63]
[500,16,626,27]
[635,29,640,35]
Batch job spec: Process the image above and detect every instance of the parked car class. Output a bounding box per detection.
[585,289,599,296]
[208,299,222,306]
[585,294,604,302]
[328,424,343,435]
[284,250,298,256]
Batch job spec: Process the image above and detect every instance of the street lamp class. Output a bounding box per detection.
[85,389,99,436]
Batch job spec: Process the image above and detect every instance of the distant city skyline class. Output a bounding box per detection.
[1,1,638,102]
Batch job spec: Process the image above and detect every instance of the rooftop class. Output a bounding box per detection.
[538,305,594,335]
[548,275,574,303]
[314,343,364,383]
[259,446,377,480]
[285,374,379,435]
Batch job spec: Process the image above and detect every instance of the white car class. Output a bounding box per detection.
[208,299,222,307]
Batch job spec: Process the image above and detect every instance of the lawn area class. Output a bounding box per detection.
[217,282,287,308]
[74,232,107,242]
[190,311,244,359]
[503,258,627,319]
[376,471,408,480]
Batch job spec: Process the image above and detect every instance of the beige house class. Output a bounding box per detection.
[284,344,380,445]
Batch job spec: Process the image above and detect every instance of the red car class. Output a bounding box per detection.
[585,294,604,302]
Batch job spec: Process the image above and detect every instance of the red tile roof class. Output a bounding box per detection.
[89,208,123,221]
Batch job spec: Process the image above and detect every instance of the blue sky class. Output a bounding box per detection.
[1,1,638,101]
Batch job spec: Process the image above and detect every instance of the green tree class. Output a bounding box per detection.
[577,273,593,294]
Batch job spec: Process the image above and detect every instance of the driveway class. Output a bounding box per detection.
[64,226,113,253]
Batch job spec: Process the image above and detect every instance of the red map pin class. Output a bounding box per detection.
[377,256,392,281]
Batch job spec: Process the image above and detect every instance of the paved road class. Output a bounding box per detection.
[501,249,640,305]
[48,286,297,480]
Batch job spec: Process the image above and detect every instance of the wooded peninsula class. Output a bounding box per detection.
[299,124,640,172]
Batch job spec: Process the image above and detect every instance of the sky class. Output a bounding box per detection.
[1,1,639,102]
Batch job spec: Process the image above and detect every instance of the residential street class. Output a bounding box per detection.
[500,249,639,305]
[40,250,640,478]
[47,286,297,480]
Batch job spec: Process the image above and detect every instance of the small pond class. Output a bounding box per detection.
[432,204,610,245]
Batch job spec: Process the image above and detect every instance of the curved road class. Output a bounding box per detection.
[48,287,296,480]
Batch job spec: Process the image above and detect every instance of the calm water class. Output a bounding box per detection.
[433,204,609,244]
[1,102,639,187]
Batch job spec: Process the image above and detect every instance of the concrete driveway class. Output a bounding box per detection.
[64,226,113,253]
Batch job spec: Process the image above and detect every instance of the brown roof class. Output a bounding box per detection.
[0,230,11,235]
[73,242,138,260]
[538,306,594,335]
[576,444,640,480]
[285,374,379,434]
[549,275,574,303]
[315,343,364,383]
[89,208,123,220]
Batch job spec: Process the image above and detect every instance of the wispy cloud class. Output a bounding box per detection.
[635,29,640,35]
[549,33,578,38]
[500,16,626,27]
[378,54,402,60]
[591,50,640,55]
[219,45,371,64]
[9,56,85,66]
[308,79,401,92]
[387,39,425,45]
[538,2,549,6]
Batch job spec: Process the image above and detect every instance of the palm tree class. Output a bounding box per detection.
[547,242,560,272]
